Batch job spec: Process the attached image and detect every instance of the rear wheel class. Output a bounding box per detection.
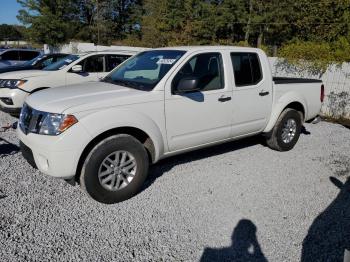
[80,134,149,204]
[265,108,303,151]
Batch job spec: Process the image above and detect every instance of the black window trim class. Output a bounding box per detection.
[230,52,263,88]
[171,51,225,94]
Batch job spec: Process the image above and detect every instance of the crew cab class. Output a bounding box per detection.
[18,46,324,204]
[0,50,141,116]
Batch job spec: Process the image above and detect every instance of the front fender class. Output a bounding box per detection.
[264,91,307,133]
[77,108,166,162]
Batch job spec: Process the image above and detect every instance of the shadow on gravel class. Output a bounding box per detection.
[0,137,19,157]
[144,135,264,190]
[301,176,350,261]
[200,219,268,262]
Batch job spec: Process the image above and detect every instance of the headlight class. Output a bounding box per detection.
[39,113,78,135]
[0,79,27,89]
[19,104,78,136]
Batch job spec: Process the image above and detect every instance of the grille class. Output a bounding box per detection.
[19,104,45,135]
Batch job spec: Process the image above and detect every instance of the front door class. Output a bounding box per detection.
[65,55,105,86]
[165,52,233,152]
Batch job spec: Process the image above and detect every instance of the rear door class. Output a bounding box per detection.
[165,52,233,151]
[65,54,105,85]
[230,52,272,136]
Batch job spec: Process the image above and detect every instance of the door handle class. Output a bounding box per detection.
[218,96,232,102]
[259,90,270,96]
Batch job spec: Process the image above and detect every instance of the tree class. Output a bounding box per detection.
[0,24,25,41]
[17,0,80,46]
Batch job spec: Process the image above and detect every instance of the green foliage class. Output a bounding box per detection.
[13,0,350,68]
[17,0,141,46]
[0,24,24,40]
[17,0,80,46]
[279,38,350,75]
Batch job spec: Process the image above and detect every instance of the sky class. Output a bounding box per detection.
[0,0,22,25]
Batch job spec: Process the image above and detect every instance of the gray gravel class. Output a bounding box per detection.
[0,110,349,262]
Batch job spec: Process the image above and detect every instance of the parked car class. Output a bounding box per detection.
[18,46,324,204]
[0,53,68,74]
[0,49,41,68]
[0,50,139,115]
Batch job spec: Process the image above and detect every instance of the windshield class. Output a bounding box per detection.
[43,54,81,71]
[103,50,186,91]
[23,55,46,66]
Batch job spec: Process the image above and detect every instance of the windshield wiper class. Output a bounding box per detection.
[103,78,147,91]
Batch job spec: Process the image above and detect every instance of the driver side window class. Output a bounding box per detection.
[172,52,224,93]
[78,55,104,73]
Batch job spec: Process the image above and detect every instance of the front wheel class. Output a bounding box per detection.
[80,134,149,204]
[265,108,303,151]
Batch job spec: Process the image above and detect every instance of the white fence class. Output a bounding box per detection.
[269,57,350,119]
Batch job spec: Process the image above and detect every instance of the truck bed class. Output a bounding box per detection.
[273,77,322,84]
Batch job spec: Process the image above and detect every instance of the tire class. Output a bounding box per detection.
[265,108,303,151]
[80,134,149,204]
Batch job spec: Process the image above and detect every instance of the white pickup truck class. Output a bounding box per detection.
[18,46,324,204]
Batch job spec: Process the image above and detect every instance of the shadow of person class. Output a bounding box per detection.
[200,219,268,262]
[301,177,350,262]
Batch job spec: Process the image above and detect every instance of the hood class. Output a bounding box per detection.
[0,70,51,79]
[26,81,161,114]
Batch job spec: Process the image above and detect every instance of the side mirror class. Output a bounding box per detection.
[71,64,83,73]
[176,77,200,94]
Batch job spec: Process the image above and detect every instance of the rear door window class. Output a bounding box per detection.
[19,51,40,61]
[231,53,262,87]
[106,54,131,72]
[1,50,20,60]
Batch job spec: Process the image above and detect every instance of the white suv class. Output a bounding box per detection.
[0,50,141,115]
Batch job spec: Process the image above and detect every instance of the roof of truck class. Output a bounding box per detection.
[153,45,262,52]
[76,50,141,56]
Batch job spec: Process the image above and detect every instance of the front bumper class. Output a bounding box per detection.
[0,88,28,115]
[18,122,92,179]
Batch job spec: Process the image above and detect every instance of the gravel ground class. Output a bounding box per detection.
[0,111,349,262]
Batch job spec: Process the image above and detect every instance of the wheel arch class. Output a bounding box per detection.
[75,126,156,182]
[264,97,307,134]
[30,87,50,94]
